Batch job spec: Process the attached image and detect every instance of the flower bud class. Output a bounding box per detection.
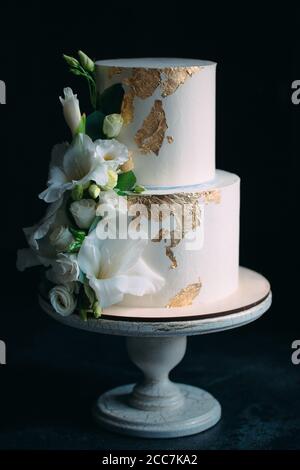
[78,50,95,72]
[63,54,80,68]
[49,226,74,252]
[101,169,118,191]
[133,185,145,194]
[71,184,84,201]
[103,114,123,138]
[93,301,102,318]
[59,87,82,136]
[70,199,96,229]
[88,183,101,199]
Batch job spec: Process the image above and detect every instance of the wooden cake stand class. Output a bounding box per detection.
[39,267,271,438]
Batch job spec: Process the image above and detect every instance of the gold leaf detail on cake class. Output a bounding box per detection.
[166,280,202,308]
[124,68,161,99]
[121,90,135,125]
[134,100,168,155]
[200,190,221,205]
[161,66,201,97]
[127,190,220,269]
[165,246,178,269]
[167,135,174,144]
[107,66,123,79]
[120,151,134,172]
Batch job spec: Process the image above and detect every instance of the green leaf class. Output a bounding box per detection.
[97,84,124,115]
[84,282,95,306]
[67,241,82,253]
[79,309,88,321]
[69,227,86,242]
[116,171,137,191]
[88,216,101,234]
[75,113,86,135]
[86,110,105,140]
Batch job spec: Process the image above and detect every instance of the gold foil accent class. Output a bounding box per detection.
[121,90,135,125]
[134,100,168,155]
[166,280,202,308]
[167,135,174,144]
[161,66,201,97]
[165,246,178,269]
[107,67,123,79]
[120,152,134,172]
[127,190,220,269]
[124,68,161,99]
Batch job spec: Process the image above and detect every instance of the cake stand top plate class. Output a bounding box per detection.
[39,267,271,337]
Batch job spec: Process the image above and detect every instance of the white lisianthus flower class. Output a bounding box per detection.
[49,225,74,251]
[70,199,96,229]
[94,139,129,170]
[103,114,123,138]
[39,134,110,203]
[49,285,77,316]
[59,87,82,136]
[46,253,80,285]
[78,231,165,308]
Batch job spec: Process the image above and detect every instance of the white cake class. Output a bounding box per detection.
[17,53,240,316]
[96,58,216,187]
[95,58,240,308]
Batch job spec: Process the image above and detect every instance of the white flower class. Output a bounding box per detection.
[103,114,123,138]
[39,134,110,203]
[23,197,64,251]
[59,87,82,136]
[94,138,129,170]
[78,231,165,308]
[49,225,74,251]
[16,248,52,272]
[17,196,71,272]
[101,169,118,190]
[95,190,128,239]
[70,199,96,229]
[49,285,77,316]
[46,253,80,285]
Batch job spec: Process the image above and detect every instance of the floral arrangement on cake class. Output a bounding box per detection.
[17,51,165,319]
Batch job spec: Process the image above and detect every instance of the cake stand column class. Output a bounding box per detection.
[93,335,221,438]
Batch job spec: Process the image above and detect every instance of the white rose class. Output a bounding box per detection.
[59,87,82,136]
[47,253,80,285]
[70,199,96,229]
[49,285,77,316]
[103,114,123,138]
[49,225,74,251]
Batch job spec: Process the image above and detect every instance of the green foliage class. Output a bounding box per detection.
[86,111,106,140]
[116,170,137,191]
[97,84,124,115]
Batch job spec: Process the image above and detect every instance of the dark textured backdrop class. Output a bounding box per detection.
[0,3,299,450]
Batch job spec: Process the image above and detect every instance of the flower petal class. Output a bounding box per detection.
[77,232,102,278]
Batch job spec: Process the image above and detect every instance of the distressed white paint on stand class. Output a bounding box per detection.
[39,268,272,438]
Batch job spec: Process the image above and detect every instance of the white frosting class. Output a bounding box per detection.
[96,59,216,187]
[120,171,240,308]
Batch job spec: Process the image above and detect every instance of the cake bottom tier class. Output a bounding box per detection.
[121,170,240,308]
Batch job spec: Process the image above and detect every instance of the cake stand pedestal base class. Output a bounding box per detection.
[40,267,271,439]
[93,336,221,438]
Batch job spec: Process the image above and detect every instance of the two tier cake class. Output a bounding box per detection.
[17,53,240,318]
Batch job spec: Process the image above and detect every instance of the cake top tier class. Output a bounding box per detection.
[96,58,216,188]
[96,58,216,68]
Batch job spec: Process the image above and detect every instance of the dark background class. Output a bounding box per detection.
[0,2,299,450]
